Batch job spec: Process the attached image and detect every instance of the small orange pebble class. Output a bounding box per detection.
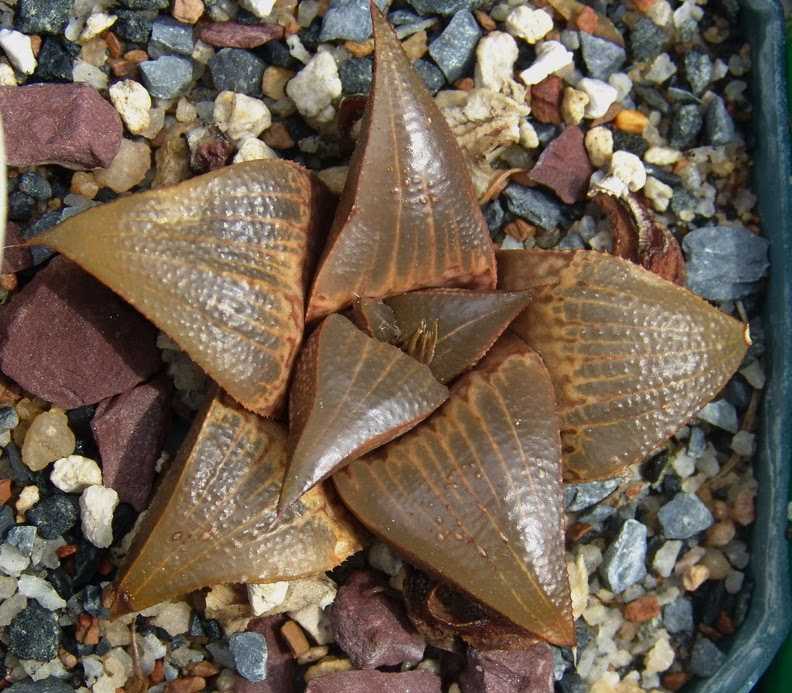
[124,49,149,64]
[624,481,646,499]
[504,218,537,242]
[105,31,123,59]
[475,10,496,32]
[281,620,310,657]
[187,661,219,678]
[576,6,599,33]
[165,676,206,693]
[56,544,78,558]
[662,672,690,691]
[0,274,17,292]
[150,660,166,685]
[624,595,660,623]
[29,35,42,56]
[631,0,658,11]
[566,522,593,543]
[0,479,12,505]
[615,109,649,134]
[109,59,136,78]
[344,39,374,57]
[454,77,475,91]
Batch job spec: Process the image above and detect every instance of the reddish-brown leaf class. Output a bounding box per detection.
[334,335,574,646]
[349,298,401,344]
[384,289,532,384]
[113,390,362,615]
[281,313,448,514]
[29,161,333,417]
[305,4,496,322]
[497,250,749,481]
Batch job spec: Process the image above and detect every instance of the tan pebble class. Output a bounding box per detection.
[172,0,205,24]
[401,31,427,62]
[176,97,198,123]
[263,122,295,149]
[261,66,294,101]
[16,398,46,421]
[617,620,639,641]
[455,77,475,91]
[94,139,151,193]
[0,274,17,291]
[70,171,99,199]
[304,656,352,682]
[281,620,310,657]
[297,645,329,665]
[474,10,496,32]
[710,499,730,521]
[166,676,206,693]
[344,39,374,57]
[153,124,192,188]
[731,489,755,526]
[504,218,537,242]
[59,647,78,669]
[124,49,149,63]
[614,108,649,134]
[187,661,220,678]
[561,86,589,125]
[16,485,39,515]
[21,409,75,472]
[80,38,108,67]
[674,546,706,575]
[109,58,137,78]
[682,564,710,591]
[706,520,736,547]
[701,548,730,580]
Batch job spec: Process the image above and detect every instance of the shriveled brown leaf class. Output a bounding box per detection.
[281,313,448,514]
[334,335,574,646]
[385,289,532,384]
[113,390,362,615]
[497,250,748,481]
[306,4,496,322]
[29,161,333,417]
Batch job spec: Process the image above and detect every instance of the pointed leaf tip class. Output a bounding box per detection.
[114,391,361,614]
[334,334,574,646]
[497,249,748,481]
[30,160,334,417]
[281,313,448,514]
[305,4,496,322]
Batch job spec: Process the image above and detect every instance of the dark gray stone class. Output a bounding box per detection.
[428,10,481,84]
[139,55,195,99]
[580,32,626,80]
[115,10,157,44]
[121,0,169,8]
[635,85,669,114]
[657,492,714,539]
[0,505,13,540]
[484,199,505,234]
[413,59,445,94]
[690,637,726,678]
[15,0,71,34]
[663,598,694,634]
[629,17,667,62]
[502,183,563,231]
[684,51,713,95]
[698,399,738,433]
[27,495,77,540]
[6,525,36,557]
[208,48,265,96]
[408,0,476,15]
[148,16,195,58]
[18,172,52,201]
[8,604,59,661]
[669,103,703,149]
[33,38,74,83]
[339,57,373,94]
[599,519,647,593]
[705,95,737,146]
[7,679,73,693]
[0,405,19,432]
[682,225,770,300]
[566,479,621,512]
[320,0,388,42]
[229,631,268,682]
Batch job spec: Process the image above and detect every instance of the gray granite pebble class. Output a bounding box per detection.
[629,17,667,62]
[26,495,77,540]
[690,637,726,678]
[682,225,769,300]
[229,631,268,682]
[0,405,19,432]
[414,59,446,94]
[6,525,36,557]
[120,0,169,8]
[148,16,195,58]
[8,603,60,661]
[7,680,73,693]
[14,0,71,34]
[566,479,621,512]
[340,57,373,94]
[321,0,387,42]
[408,0,476,15]
[428,10,480,84]
[705,95,737,146]
[503,184,563,231]
[684,51,713,95]
[208,48,265,96]
[115,9,156,44]
[580,32,626,80]
[658,492,714,539]
[669,103,704,149]
[599,519,647,593]
[663,597,694,634]
[698,399,739,433]
[139,55,194,99]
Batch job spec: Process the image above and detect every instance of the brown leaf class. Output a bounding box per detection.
[497,250,749,481]
[306,4,496,322]
[384,289,532,384]
[113,390,362,614]
[281,313,448,513]
[544,0,625,47]
[29,160,333,417]
[334,335,574,646]
[349,298,401,343]
[528,126,593,204]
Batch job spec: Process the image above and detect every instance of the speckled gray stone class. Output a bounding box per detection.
[629,17,667,62]
[320,0,388,42]
[414,59,445,94]
[428,10,481,84]
[6,525,36,557]
[408,0,476,15]
[658,492,714,539]
[599,519,647,593]
[139,55,194,99]
[339,57,372,94]
[669,103,704,149]
[7,679,73,693]
[697,399,739,433]
[684,51,713,95]
[230,631,268,682]
[208,48,265,96]
[580,32,626,80]
[502,184,563,231]
[663,598,694,634]
[690,637,726,678]
[705,95,737,146]
[566,479,621,512]
[148,16,195,58]
[14,0,71,34]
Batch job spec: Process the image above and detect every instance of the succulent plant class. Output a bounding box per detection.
[30,4,747,649]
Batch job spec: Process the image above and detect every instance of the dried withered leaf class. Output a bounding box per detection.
[29,161,333,417]
[113,390,361,614]
[281,313,448,514]
[350,298,401,344]
[306,5,496,322]
[334,335,574,646]
[497,250,748,482]
[545,0,625,47]
[384,289,532,384]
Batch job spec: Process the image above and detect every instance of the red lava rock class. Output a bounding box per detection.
[2,222,33,274]
[198,21,284,49]
[0,84,122,170]
[234,616,295,693]
[91,375,171,512]
[306,671,441,693]
[530,76,564,125]
[329,570,425,669]
[529,126,593,204]
[458,644,555,693]
[0,256,160,409]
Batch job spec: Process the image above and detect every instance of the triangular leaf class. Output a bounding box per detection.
[306,4,496,322]
[29,161,333,417]
[497,250,748,481]
[113,390,362,614]
[334,335,574,646]
[385,289,532,383]
[282,313,448,513]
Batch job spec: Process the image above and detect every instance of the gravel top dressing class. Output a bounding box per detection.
[0,0,773,692]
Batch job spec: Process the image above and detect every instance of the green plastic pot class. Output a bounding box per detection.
[693,1,792,691]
